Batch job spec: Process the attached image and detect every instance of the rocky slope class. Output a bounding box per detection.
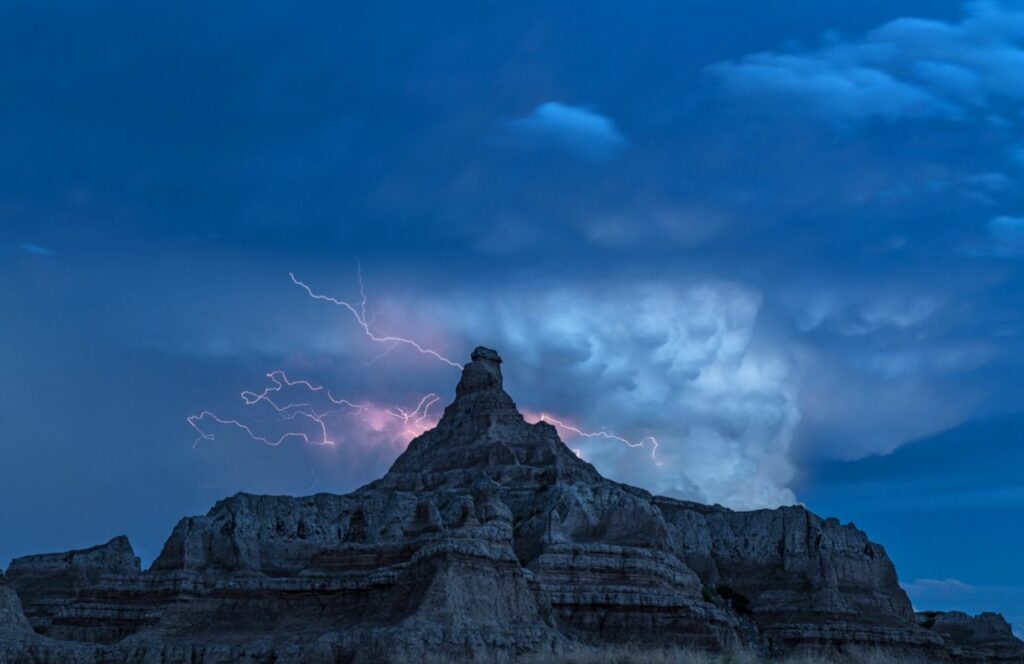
[1,347,1021,663]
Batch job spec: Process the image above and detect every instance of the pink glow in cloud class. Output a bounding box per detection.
[189,264,455,458]
[188,369,441,452]
[289,264,462,369]
[189,267,663,480]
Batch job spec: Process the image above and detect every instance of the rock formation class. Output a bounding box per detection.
[1,347,1021,663]
[917,612,1024,663]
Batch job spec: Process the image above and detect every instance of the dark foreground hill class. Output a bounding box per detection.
[1,348,1021,663]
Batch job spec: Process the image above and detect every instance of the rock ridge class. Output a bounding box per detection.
[1,347,1021,663]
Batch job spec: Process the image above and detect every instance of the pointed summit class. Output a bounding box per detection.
[446,346,518,418]
[375,346,599,490]
[456,346,503,396]
[4,348,1004,663]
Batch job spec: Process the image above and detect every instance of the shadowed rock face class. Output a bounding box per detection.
[2,347,1021,663]
[0,584,31,635]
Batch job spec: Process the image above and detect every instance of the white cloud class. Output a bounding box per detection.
[155,267,993,509]
[710,53,957,126]
[439,281,801,510]
[709,0,1024,127]
[902,577,975,597]
[499,102,628,161]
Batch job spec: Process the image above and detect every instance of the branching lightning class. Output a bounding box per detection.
[538,413,662,466]
[384,394,442,438]
[189,264,663,473]
[188,410,321,448]
[288,263,461,369]
[187,369,440,449]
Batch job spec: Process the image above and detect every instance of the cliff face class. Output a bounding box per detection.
[1,347,1021,663]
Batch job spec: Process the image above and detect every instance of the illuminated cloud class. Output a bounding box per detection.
[170,267,994,511]
[435,281,800,510]
[163,264,796,511]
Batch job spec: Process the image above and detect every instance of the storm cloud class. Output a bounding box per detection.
[2,0,1023,626]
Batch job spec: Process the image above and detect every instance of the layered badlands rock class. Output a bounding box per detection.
[1,347,1021,662]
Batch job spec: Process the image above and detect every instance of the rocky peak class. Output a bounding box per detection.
[5,535,140,583]
[445,345,518,420]
[456,346,503,396]
[374,346,598,489]
[3,345,1022,663]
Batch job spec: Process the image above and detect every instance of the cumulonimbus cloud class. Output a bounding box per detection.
[433,281,801,510]
[169,268,993,514]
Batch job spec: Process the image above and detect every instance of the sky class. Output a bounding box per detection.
[2,0,1023,633]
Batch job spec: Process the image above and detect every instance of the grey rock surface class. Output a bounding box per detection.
[917,611,1024,663]
[1,347,1021,663]
[0,584,32,634]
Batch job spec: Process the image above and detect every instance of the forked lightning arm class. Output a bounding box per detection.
[288,269,461,369]
[189,267,661,467]
[540,413,661,465]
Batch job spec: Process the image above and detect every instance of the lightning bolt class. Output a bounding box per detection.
[240,370,369,413]
[287,267,662,466]
[188,370,439,449]
[538,413,662,466]
[187,410,336,448]
[384,393,442,438]
[188,370,359,448]
[189,265,664,474]
[189,264,453,454]
[289,263,460,369]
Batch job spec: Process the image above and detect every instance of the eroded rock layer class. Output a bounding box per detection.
[2,347,1021,663]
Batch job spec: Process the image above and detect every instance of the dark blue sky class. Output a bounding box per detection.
[2,0,1022,633]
